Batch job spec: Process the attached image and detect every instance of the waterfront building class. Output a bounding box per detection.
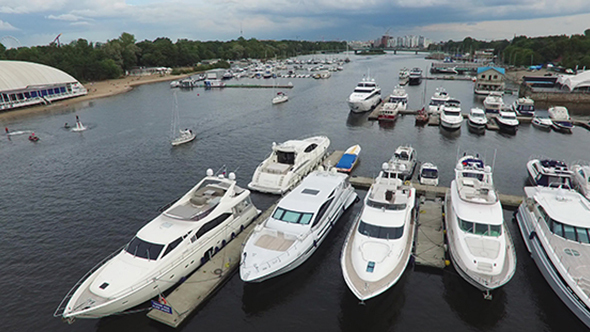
[474,67,506,95]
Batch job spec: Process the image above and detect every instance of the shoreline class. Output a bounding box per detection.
[0,73,193,122]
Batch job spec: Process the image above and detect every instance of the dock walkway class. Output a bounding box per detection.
[414,198,446,269]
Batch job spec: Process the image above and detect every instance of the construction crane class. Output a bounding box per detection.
[50,34,62,47]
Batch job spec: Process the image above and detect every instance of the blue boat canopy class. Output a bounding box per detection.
[336,154,357,169]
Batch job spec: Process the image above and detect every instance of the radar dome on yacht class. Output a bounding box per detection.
[382,162,389,171]
[399,164,407,172]
[318,165,325,172]
[229,172,236,180]
[206,169,214,176]
[484,166,491,172]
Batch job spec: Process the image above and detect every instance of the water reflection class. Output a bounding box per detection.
[377,120,397,131]
[439,126,461,140]
[346,112,369,128]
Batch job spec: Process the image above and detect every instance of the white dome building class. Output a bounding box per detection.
[0,60,87,111]
[560,70,590,92]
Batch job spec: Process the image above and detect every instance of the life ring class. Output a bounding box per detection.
[404,180,411,186]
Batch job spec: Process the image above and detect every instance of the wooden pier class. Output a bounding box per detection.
[193,84,294,89]
[414,197,446,269]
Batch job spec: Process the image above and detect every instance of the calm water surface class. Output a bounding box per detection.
[1,53,590,332]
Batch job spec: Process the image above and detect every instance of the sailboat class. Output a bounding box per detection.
[71,115,87,132]
[170,92,196,146]
[415,76,429,125]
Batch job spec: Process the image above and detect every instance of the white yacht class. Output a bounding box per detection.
[384,85,408,111]
[272,92,289,105]
[445,155,517,298]
[56,169,260,320]
[408,67,423,85]
[171,129,196,146]
[248,136,330,195]
[389,145,417,181]
[532,113,552,130]
[399,67,410,80]
[548,106,574,133]
[347,76,382,113]
[512,97,535,116]
[526,158,574,188]
[440,99,463,130]
[428,87,451,113]
[467,108,488,132]
[418,162,439,186]
[571,162,590,200]
[483,92,504,113]
[341,163,416,300]
[515,185,590,328]
[495,110,519,134]
[240,169,357,282]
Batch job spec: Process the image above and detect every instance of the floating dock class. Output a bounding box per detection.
[193,84,294,89]
[414,197,446,269]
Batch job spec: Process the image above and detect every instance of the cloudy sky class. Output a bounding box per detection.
[1,0,589,47]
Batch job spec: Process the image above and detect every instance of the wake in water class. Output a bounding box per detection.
[70,115,87,132]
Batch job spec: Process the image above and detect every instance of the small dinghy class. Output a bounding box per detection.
[336,144,361,173]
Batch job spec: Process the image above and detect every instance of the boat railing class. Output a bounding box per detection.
[53,245,126,317]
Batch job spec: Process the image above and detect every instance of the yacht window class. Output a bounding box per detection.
[563,224,577,241]
[421,169,438,179]
[551,221,564,237]
[458,218,501,237]
[162,237,183,258]
[460,220,474,233]
[196,213,232,238]
[490,225,502,237]
[577,228,590,243]
[358,221,403,240]
[366,198,406,210]
[313,197,334,227]
[474,223,489,235]
[272,207,313,225]
[366,261,375,273]
[462,172,484,181]
[125,237,164,261]
[304,144,318,153]
[277,151,295,165]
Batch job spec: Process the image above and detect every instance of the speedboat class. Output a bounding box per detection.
[171,129,196,146]
[527,158,574,188]
[495,110,519,134]
[28,133,39,142]
[347,76,382,113]
[571,162,590,200]
[445,154,517,298]
[341,162,416,300]
[408,67,423,85]
[428,87,451,113]
[248,136,330,195]
[483,92,504,113]
[548,106,574,133]
[56,169,260,320]
[378,102,400,122]
[531,113,552,130]
[512,97,535,116]
[467,107,488,132]
[389,145,417,181]
[418,162,439,186]
[399,67,410,80]
[440,99,463,131]
[335,144,361,173]
[384,85,408,111]
[515,185,590,328]
[272,92,289,105]
[240,168,357,282]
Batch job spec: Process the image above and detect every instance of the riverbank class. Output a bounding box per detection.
[0,73,192,122]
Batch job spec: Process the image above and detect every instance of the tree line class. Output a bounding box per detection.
[429,29,590,69]
[0,33,346,82]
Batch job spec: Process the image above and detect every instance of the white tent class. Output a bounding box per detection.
[561,71,590,91]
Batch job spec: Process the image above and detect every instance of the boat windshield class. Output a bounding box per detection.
[421,169,438,179]
[538,206,590,243]
[458,218,502,237]
[358,220,403,239]
[367,198,407,210]
[394,151,409,161]
[536,174,572,187]
[276,151,295,165]
[430,99,446,106]
[125,237,164,260]
[444,110,460,116]
[272,207,314,225]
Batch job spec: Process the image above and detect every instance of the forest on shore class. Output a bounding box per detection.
[0,33,346,82]
[431,29,590,69]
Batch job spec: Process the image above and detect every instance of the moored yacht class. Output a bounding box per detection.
[341,162,416,300]
[548,106,574,133]
[467,107,488,132]
[440,99,463,130]
[572,162,590,200]
[532,113,552,130]
[483,92,504,114]
[512,97,535,116]
[428,87,451,113]
[386,85,408,111]
[240,168,357,282]
[418,162,439,186]
[495,110,519,134]
[526,158,574,188]
[248,136,330,195]
[347,76,382,113]
[515,185,590,328]
[408,67,423,85]
[55,169,260,320]
[445,154,517,298]
[389,145,417,181]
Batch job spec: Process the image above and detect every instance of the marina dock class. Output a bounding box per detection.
[193,84,294,89]
[414,197,446,269]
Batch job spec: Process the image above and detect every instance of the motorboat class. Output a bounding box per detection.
[418,162,439,186]
[445,154,517,298]
[385,85,408,111]
[335,144,361,173]
[512,97,535,116]
[171,129,196,146]
[483,92,504,114]
[378,102,400,122]
[467,108,488,132]
[347,75,382,113]
[240,168,357,282]
[415,108,429,126]
[571,162,590,200]
[341,162,416,300]
[408,67,423,85]
[548,106,574,133]
[515,185,590,328]
[399,67,410,80]
[532,113,552,130]
[440,99,463,131]
[389,145,417,181]
[56,169,260,320]
[28,133,39,142]
[526,158,574,188]
[248,135,330,195]
[428,87,451,113]
[495,110,519,134]
[272,92,289,105]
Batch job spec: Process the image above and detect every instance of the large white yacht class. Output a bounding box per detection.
[445,155,517,298]
[515,185,590,328]
[526,158,574,188]
[389,145,417,181]
[248,136,330,195]
[341,162,416,300]
[495,110,519,134]
[483,92,504,113]
[56,169,260,320]
[385,85,408,111]
[428,87,451,113]
[347,76,382,113]
[440,99,463,130]
[240,168,357,282]
[571,162,590,200]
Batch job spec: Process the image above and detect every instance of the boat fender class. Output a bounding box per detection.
[529,231,537,240]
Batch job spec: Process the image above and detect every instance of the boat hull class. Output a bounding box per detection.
[348,96,381,113]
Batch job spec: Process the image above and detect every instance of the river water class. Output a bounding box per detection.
[1,53,590,332]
